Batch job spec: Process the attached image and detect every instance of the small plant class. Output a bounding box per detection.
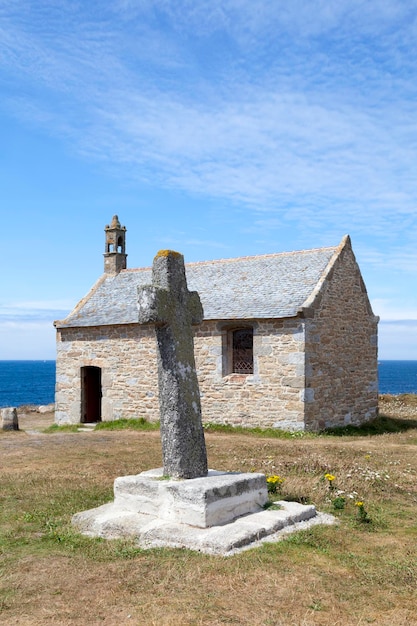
[309,599,323,612]
[263,501,282,511]
[332,496,346,510]
[324,473,336,491]
[266,475,285,494]
[355,501,371,524]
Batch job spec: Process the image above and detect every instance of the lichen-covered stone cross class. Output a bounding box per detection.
[137,250,208,479]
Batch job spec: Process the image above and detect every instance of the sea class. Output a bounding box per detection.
[0,361,56,408]
[0,360,416,408]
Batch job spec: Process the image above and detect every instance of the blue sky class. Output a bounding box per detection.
[1,0,416,360]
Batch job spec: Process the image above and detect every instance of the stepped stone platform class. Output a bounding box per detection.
[72,469,333,556]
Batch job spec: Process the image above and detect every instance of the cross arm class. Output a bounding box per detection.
[137,285,170,325]
[188,291,204,325]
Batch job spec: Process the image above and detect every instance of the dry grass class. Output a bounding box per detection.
[1,397,416,625]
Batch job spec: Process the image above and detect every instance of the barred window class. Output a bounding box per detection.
[232,328,253,374]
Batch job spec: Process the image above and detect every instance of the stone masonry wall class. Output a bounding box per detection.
[55,325,159,424]
[55,319,307,429]
[194,319,306,429]
[303,243,379,431]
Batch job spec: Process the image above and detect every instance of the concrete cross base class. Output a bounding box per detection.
[114,469,268,528]
[72,469,335,555]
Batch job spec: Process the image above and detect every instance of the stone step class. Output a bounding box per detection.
[77,423,98,432]
[72,485,335,556]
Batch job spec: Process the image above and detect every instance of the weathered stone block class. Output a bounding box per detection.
[1,407,19,431]
[114,468,268,528]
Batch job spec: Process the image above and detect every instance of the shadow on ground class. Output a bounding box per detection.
[324,414,417,437]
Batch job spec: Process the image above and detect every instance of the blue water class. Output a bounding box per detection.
[0,360,416,408]
[0,361,56,408]
[378,360,417,395]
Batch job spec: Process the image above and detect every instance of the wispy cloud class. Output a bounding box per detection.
[0,301,72,323]
[378,319,417,359]
[0,320,56,359]
[371,299,417,322]
[1,0,416,360]
[2,0,417,243]
[357,247,417,274]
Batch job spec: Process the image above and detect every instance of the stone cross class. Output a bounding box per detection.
[137,250,208,479]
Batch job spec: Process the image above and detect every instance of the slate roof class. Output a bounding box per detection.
[55,238,346,328]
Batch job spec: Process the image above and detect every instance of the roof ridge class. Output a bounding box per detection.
[185,245,338,267]
[120,244,339,273]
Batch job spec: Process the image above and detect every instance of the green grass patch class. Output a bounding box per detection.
[203,422,317,439]
[94,417,160,431]
[280,525,334,552]
[0,481,113,562]
[43,423,80,433]
[44,418,160,433]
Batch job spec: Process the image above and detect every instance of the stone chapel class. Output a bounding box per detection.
[54,216,379,431]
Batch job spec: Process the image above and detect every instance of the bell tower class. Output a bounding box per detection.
[104,215,127,274]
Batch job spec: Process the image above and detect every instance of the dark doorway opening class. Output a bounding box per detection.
[81,366,102,423]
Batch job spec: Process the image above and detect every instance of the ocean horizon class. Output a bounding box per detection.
[0,359,416,408]
[0,360,56,409]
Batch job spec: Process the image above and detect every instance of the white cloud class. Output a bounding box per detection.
[0,0,416,362]
[378,320,417,360]
[3,300,74,311]
[0,301,72,324]
[371,299,417,322]
[0,321,56,360]
[112,0,415,42]
[357,247,417,274]
[3,0,417,233]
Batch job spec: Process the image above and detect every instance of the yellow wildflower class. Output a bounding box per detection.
[266,475,284,484]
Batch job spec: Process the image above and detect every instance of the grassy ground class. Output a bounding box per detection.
[0,396,416,625]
